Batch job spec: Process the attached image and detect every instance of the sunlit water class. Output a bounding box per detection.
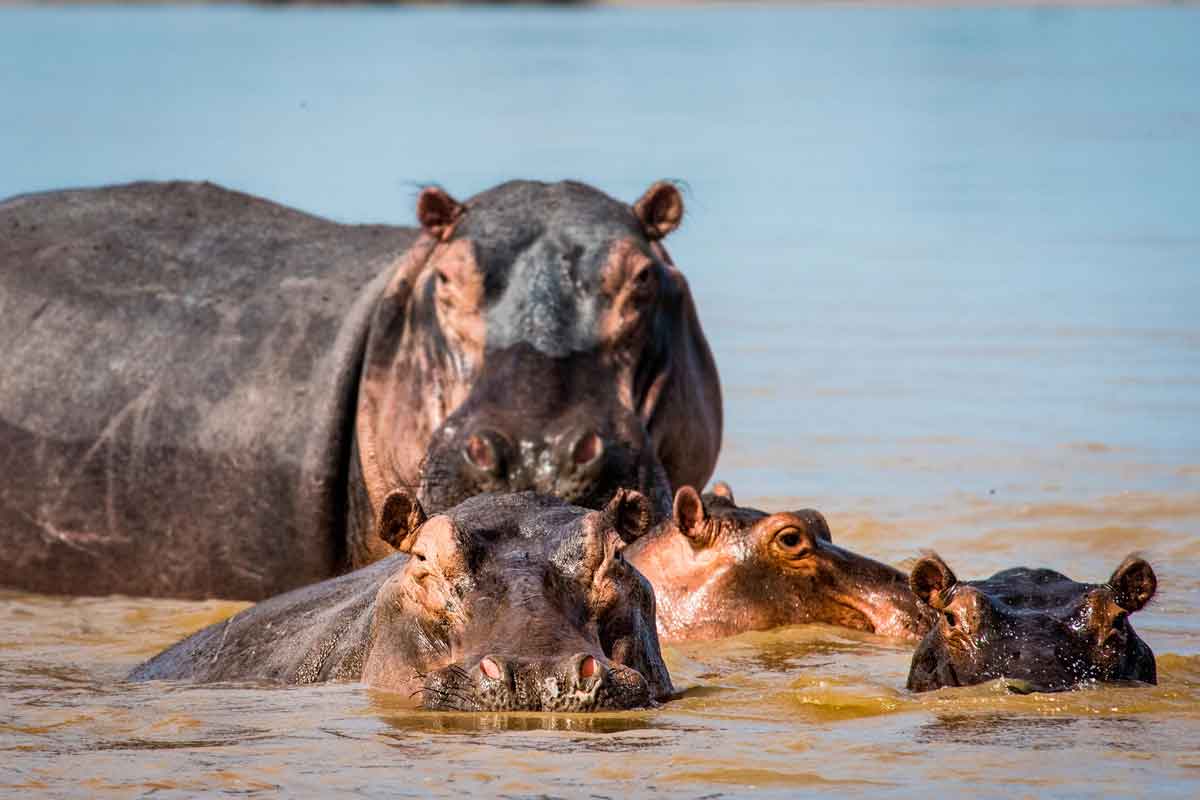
[2,6,1199,797]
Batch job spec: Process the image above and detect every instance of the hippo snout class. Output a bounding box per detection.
[420,653,651,712]
[460,426,607,489]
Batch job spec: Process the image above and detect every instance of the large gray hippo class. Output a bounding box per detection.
[0,180,722,599]
[130,490,674,712]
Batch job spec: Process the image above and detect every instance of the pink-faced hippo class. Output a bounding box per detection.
[906,553,1158,692]
[623,484,933,642]
[0,179,721,599]
[129,490,672,711]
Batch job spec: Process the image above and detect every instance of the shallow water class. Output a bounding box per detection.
[2,5,1200,797]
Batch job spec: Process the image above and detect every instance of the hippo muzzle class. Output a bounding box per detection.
[419,653,652,712]
[417,344,671,519]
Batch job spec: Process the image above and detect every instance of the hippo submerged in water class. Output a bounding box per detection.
[130,490,673,712]
[906,553,1158,692]
[624,484,933,642]
[0,179,721,599]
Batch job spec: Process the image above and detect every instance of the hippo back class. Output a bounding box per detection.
[0,182,418,599]
[129,554,400,684]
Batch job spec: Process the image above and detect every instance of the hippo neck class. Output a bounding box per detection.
[353,235,476,523]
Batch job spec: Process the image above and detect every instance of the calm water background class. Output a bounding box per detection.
[2,6,1199,797]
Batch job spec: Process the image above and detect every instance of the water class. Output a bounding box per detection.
[2,5,1199,796]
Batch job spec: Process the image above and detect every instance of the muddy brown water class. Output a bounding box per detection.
[3,5,1200,797]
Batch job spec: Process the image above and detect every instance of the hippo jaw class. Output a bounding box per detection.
[414,343,673,520]
[905,554,1158,693]
[362,490,673,712]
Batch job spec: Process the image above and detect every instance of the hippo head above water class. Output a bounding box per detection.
[366,488,672,711]
[906,553,1158,693]
[130,490,673,712]
[352,180,722,564]
[623,484,933,642]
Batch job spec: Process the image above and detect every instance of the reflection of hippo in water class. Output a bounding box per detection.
[906,553,1158,693]
[624,484,933,642]
[130,490,673,712]
[0,179,721,599]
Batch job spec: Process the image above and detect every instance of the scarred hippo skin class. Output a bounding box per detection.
[623,484,935,642]
[906,553,1157,693]
[0,179,721,599]
[129,490,673,712]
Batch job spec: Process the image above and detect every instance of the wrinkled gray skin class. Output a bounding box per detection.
[0,179,721,599]
[130,491,673,712]
[906,553,1158,693]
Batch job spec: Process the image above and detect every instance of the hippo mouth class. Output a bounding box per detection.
[414,656,654,712]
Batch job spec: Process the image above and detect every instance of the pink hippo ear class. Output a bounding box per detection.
[377,488,428,553]
[633,181,684,241]
[603,488,655,544]
[672,486,710,547]
[416,186,465,241]
[909,554,958,610]
[1109,555,1157,612]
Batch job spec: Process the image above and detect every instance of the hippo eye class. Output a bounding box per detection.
[943,610,957,628]
[774,528,809,556]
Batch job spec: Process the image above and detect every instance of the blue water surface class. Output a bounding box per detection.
[2,6,1198,507]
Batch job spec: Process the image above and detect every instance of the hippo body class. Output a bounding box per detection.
[624,484,933,642]
[906,554,1158,692]
[0,179,721,600]
[131,491,674,712]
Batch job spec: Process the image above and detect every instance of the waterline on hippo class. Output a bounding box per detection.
[128,491,673,712]
[0,178,721,599]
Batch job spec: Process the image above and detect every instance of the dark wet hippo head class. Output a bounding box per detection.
[906,553,1158,693]
[417,343,669,519]
[353,180,722,563]
[363,488,673,711]
[623,484,933,642]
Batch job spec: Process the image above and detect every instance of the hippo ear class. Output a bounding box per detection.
[910,554,958,610]
[416,186,464,240]
[1109,556,1157,612]
[672,486,709,546]
[711,481,735,505]
[377,488,428,553]
[633,181,684,240]
[603,488,655,544]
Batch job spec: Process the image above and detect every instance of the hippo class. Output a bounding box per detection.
[623,484,933,642]
[906,553,1158,692]
[0,179,721,599]
[129,490,674,712]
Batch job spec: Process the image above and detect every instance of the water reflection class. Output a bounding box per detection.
[915,714,1148,751]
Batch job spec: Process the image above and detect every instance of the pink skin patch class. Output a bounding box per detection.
[480,656,503,680]
[579,655,598,679]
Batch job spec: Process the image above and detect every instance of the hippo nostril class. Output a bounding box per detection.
[570,431,604,468]
[479,656,504,681]
[579,655,598,680]
[463,432,503,476]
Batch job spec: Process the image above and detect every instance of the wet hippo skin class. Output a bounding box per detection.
[906,553,1158,692]
[129,490,673,712]
[0,179,721,599]
[624,483,934,642]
